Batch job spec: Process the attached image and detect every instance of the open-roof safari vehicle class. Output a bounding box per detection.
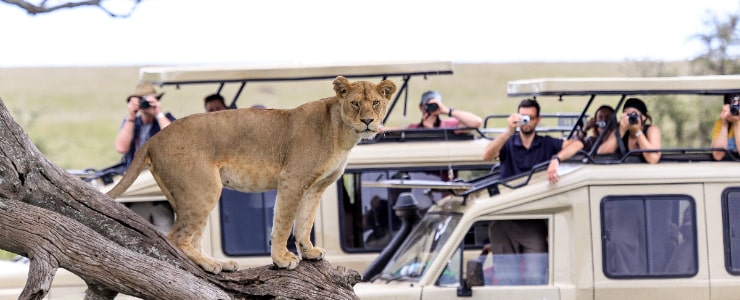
[353,75,740,300]
[0,61,509,299]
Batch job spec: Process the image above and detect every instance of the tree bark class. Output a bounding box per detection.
[0,98,361,300]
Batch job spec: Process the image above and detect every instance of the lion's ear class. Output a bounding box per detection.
[333,76,351,97]
[377,80,397,99]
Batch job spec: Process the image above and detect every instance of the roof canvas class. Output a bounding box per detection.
[508,75,740,97]
[140,61,453,85]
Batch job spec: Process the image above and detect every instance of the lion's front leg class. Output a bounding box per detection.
[294,189,326,261]
[271,191,301,269]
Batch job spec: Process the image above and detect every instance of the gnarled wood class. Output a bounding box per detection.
[0,98,360,300]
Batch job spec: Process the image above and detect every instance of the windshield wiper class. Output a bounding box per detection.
[373,273,417,283]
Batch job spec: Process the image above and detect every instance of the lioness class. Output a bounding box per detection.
[107,76,396,274]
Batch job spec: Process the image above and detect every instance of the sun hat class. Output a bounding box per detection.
[127,82,164,102]
[420,90,441,105]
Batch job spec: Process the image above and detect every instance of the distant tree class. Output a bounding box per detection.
[691,6,740,75]
[1,0,140,17]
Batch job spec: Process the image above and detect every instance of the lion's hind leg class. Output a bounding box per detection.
[155,166,237,274]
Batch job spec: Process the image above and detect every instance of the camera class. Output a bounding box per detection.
[595,120,607,128]
[139,97,151,109]
[731,96,740,116]
[424,102,439,113]
[628,112,639,125]
[520,115,530,126]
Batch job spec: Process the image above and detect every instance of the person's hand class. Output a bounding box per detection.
[426,99,444,117]
[721,104,740,124]
[141,95,163,115]
[506,113,521,132]
[584,117,596,131]
[619,112,642,135]
[126,96,140,117]
[481,244,491,255]
[547,157,560,184]
[430,99,450,116]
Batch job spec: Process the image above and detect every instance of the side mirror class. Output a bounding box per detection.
[465,259,484,287]
[457,259,484,297]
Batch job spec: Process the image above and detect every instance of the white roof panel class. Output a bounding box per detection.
[140,61,453,85]
[508,75,740,97]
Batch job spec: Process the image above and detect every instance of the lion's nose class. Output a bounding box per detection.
[360,119,374,126]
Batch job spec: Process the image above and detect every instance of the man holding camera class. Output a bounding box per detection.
[114,82,176,170]
[407,90,482,129]
[482,98,583,184]
[711,94,740,160]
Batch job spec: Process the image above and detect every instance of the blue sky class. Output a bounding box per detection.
[1,0,738,67]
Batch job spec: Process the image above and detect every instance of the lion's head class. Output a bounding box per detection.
[333,76,397,140]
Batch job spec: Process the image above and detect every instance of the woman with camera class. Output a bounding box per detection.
[710,94,740,160]
[114,82,176,170]
[600,98,662,163]
[578,105,615,154]
[406,90,482,130]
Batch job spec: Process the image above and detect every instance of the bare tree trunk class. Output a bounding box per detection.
[0,98,361,300]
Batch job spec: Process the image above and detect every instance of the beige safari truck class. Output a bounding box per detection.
[0,61,500,299]
[353,74,740,300]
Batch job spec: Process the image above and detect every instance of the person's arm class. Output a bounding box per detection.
[114,98,139,154]
[444,107,482,128]
[547,139,584,184]
[482,114,518,161]
[150,97,172,129]
[712,120,730,161]
[633,125,662,164]
[732,121,740,155]
[156,112,172,128]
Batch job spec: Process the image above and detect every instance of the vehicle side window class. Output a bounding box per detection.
[339,168,489,252]
[219,189,310,256]
[722,188,740,274]
[443,219,550,287]
[601,195,697,278]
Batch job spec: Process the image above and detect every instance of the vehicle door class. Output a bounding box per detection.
[422,217,559,300]
[590,184,709,300]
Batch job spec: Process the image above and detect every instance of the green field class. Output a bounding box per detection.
[0,61,693,169]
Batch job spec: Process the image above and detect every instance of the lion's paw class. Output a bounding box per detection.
[198,260,224,274]
[220,260,239,272]
[301,246,326,261]
[272,250,300,269]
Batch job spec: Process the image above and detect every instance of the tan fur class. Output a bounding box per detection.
[106,76,396,274]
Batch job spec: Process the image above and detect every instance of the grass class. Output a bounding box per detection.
[0,61,693,169]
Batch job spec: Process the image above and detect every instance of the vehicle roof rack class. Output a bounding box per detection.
[507,75,740,97]
[140,61,453,85]
[138,61,454,124]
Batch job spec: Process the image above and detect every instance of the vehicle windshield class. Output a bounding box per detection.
[376,212,462,282]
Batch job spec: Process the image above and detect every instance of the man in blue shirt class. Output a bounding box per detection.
[481,98,583,285]
[482,98,583,184]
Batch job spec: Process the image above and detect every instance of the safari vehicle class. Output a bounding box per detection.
[0,61,503,299]
[353,74,740,300]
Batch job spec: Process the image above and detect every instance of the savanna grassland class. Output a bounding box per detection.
[0,61,696,170]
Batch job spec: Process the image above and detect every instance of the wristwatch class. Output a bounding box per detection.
[634,131,643,138]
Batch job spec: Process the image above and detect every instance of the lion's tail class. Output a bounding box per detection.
[106,142,152,199]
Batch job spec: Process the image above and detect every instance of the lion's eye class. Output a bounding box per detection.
[373,100,380,107]
[350,101,359,108]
